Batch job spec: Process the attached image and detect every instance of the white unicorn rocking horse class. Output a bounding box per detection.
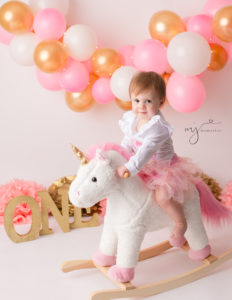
[62,144,232,300]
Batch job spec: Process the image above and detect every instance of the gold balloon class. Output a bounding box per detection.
[160,72,171,108]
[0,1,33,34]
[34,41,68,73]
[115,98,132,111]
[208,43,228,71]
[91,48,122,77]
[65,74,97,112]
[213,6,232,42]
[149,10,186,46]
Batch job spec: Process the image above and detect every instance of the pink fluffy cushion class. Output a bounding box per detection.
[0,179,46,225]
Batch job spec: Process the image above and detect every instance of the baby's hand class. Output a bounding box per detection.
[117,165,130,178]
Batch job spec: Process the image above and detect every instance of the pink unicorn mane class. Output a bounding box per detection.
[196,180,232,226]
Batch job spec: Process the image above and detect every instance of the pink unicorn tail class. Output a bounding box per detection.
[196,180,232,226]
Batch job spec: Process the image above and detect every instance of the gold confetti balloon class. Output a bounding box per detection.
[0,1,34,34]
[115,98,132,111]
[91,48,122,77]
[149,10,186,46]
[34,40,68,73]
[213,6,232,42]
[160,72,171,108]
[208,43,228,71]
[65,74,97,112]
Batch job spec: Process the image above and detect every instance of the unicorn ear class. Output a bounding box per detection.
[96,149,110,163]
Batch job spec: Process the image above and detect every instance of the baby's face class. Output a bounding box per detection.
[131,90,161,121]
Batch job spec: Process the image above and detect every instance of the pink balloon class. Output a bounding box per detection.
[203,0,232,16]
[133,39,168,74]
[36,69,62,91]
[166,72,206,113]
[92,78,115,104]
[58,59,89,93]
[0,25,14,45]
[118,44,135,66]
[187,14,214,42]
[33,8,66,40]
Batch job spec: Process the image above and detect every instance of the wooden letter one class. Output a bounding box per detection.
[4,196,41,243]
[70,206,98,229]
[57,187,99,229]
[38,190,69,235]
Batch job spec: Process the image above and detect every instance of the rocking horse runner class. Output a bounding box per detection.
[62,143,232,299]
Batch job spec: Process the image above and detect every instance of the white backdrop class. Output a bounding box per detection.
[0,0,231,189]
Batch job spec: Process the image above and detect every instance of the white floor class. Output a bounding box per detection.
[1,217,232,300]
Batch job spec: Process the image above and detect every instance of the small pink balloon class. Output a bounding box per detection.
[58,59,89,93]
[118,44,135,66]
[0,25,14,45]
[166,72,206,113]
[92,78,115,104]
[187,14,214,42]
[133,39,168,74]
[36,68,62,91]
[33,8,66,40]
[203,0,232,16]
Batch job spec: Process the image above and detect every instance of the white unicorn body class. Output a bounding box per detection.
[69,149,213,272]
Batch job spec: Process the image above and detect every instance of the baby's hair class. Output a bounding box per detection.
[129,71,166,105]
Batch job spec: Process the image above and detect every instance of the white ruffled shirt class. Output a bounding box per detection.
[118,110,175,176]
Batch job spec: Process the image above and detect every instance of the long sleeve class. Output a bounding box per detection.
[121,135,133,153]
[125,130,169,176]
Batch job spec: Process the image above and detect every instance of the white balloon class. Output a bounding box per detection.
[29,0,69,15]
[167,32,211,76]
[63,25,98,61]
[110,66,138,101]
[9,33,40,66]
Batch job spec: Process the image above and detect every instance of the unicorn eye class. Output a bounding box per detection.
[92,177,97,182]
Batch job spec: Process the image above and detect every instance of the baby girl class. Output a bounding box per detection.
[117,71,201,247]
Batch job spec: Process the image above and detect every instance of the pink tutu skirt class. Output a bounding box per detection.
[86,142,202,204]
[138,154,202,203]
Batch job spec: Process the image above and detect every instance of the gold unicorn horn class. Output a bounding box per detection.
[70,144,89,165]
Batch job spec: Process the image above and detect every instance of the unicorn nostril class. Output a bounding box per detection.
[77,191,80,196]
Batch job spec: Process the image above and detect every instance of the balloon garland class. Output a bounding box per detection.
[0,0,232,113]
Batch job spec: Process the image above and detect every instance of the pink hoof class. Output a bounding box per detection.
[108,265,135,282]
[188,245,211,260]
[92,250,116,267]
[169,235,186,247]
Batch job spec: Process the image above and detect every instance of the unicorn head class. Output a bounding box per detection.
[69,147,124,208]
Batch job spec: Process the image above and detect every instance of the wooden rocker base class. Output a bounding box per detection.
[61,240,232,300]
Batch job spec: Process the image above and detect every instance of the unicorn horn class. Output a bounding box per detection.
[70,144,89,165]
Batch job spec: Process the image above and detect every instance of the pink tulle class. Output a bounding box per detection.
[138,154,202,203]
[0,179,46,225]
